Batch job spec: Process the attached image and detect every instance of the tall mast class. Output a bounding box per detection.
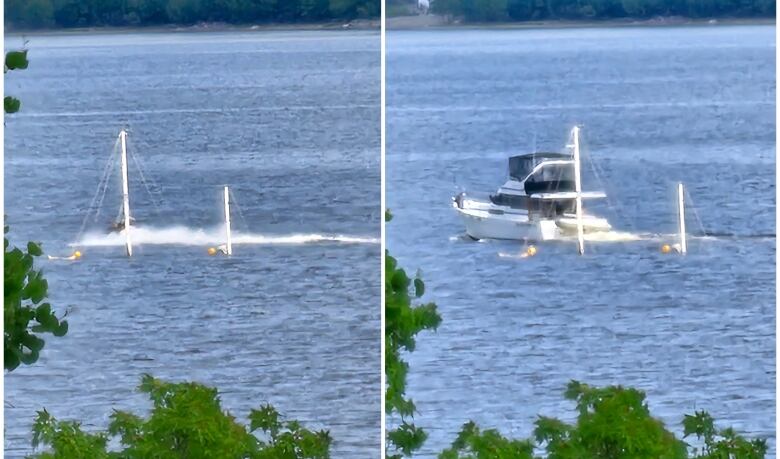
[572,126,585,255]
[119,129,133,257]
[677,182,687,254]
[224,186,233,255]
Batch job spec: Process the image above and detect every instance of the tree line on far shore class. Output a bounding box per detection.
[6,0,380,30]
[428,0,775,21]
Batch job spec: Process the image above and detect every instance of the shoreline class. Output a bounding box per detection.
[5,19,380,36]
[4,15,773,36]
[386,15,775,30]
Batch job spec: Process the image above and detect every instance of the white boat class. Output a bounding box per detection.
[452,126,611,242]
[76,129,237,257]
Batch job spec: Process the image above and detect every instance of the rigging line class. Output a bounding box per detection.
[127,136,166,207]
[93,144,118,222]
[228,188,251,232]
[76,138,120,243]
[583,137,638,233]
[129,147,164,215]
[683,188,708,237]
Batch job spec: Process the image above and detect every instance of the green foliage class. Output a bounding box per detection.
[439,381,767,459]
[385,217,442,458]
[4,49,29,115]
[462,0,508,21]
[683,410,768,459]
[31,375,332,458]
[32,409,112,459]
[330,0,380,18]
[439,421,534,459]
[431,0,775,21]
[4,54,66,372]
[6,0,380,29]
[542,381,688,458]
[5,225,69,372]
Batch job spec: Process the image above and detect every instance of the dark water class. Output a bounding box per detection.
[387,26,775,456]
[5,31,380,457]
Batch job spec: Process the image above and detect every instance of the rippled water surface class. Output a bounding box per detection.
[387,26,775,456]
[5,30,379,458]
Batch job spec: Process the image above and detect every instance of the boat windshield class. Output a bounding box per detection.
[508,153,570,181]
[524,163,575,193]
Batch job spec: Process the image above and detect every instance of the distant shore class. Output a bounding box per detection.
[386,14,775,30]
[4,15,772,36]
[5,19,380,36]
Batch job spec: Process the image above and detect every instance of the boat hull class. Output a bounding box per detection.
[454,204,562,241]
[453,195,611,241]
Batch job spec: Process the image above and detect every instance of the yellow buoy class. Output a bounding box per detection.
[661,244,671,254]
[73,251,82,259]
[207,247,217,256]
[526,245,537,257]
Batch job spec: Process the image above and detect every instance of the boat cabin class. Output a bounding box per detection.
[508,152,575,193]
[491,152,578,216]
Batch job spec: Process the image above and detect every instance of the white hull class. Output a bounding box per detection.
[453,197,611,241]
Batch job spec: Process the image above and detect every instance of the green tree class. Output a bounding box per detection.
[129,0,170,24]
[31,375,332,458]
[463,0,507,20]
[431,0,464,18]
[439,381,767,458]
[385,210,442,458]
[506,0,537,20]
[329,0,380,18]
[4,226,69,372]
[165,0,205,23]
[51,0,90,27]
[299,0,331,19]
[13,0,55,28]
[4,51,70,372]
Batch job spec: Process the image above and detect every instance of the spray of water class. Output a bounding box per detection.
[71,225,378,247]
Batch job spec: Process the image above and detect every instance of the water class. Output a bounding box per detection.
[387,26,775,456]
[5,31,380,457]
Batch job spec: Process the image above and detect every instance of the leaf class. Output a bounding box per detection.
[22,334,45,352]
[53,321,68,337]
[5,96,21,114]
[413,278,425,298]
[27,241,43,256]
[26,276,48,304]
[5,50,29,70]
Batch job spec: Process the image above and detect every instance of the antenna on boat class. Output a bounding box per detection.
[677,182,687,254]
[572,126,585,255]
[119,129,133,257]
[224,186,233,255]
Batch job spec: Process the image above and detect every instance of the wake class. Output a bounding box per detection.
[71,225,378,247]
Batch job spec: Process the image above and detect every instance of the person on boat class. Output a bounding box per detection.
[109,216,136,233]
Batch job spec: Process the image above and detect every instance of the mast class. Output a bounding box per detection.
[119,129,133,257]
[572,126,585,255]
[224,186,232,255]
[677,182,687,254]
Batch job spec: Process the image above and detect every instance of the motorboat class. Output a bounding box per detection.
[452,126,611,241]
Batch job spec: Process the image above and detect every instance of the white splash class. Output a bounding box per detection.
[580,231,645,242]
[72,225,378,247]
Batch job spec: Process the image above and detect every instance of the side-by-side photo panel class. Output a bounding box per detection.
[385,17,774,459]
[5,4,380,457]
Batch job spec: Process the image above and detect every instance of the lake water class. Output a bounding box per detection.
[387,26,775,456]
[5,31,380,457]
